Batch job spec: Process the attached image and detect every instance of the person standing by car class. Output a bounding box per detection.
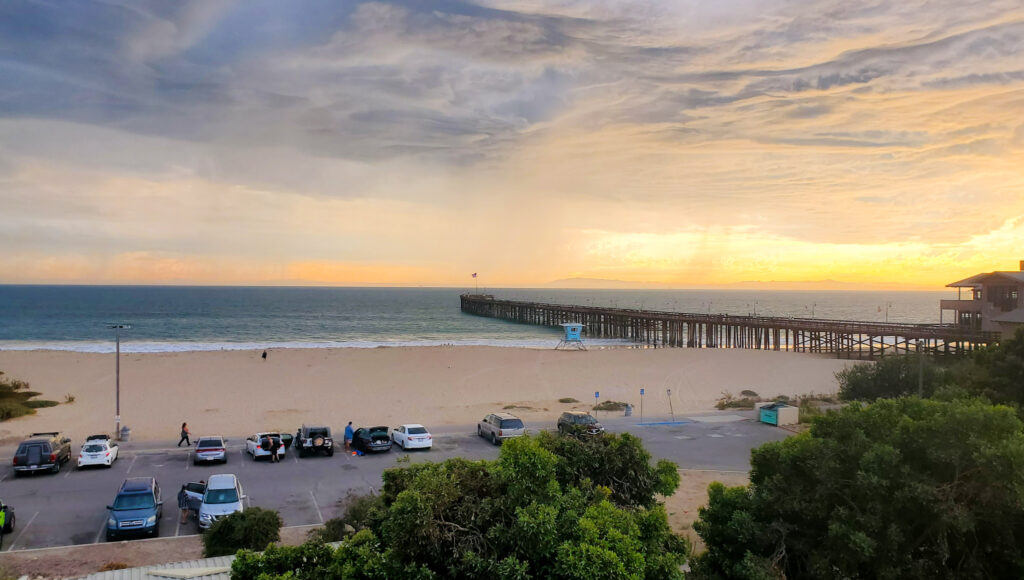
[344,422,354,451]
[270,434,281,463]
[177,485,189,524]
[178,422,191,447]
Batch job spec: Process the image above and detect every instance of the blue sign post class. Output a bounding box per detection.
[640,388,645,424]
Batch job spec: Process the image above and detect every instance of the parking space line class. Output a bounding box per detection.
[125,455,138,474]
[6,510,38,552]
[185,452,190,470]
[175,516,181,537]
[309,491,323,524]
[93,518,107,544]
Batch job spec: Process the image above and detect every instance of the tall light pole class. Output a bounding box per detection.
[108,324,131,439]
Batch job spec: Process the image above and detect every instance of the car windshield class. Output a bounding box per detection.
[113,493,154,510]
[574,415,597,424]
[205,488,239,504]
[84,444,105,453]
[369,427,388,435]
[198,440,222,448]
[500,419,524,429]
[408,427,428,434]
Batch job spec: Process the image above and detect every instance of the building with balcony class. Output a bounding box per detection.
[943,261,1024,336]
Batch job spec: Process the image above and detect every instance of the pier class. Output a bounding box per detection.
[460,295,999,359]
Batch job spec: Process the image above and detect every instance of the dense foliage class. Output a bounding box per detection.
[962,327,1024,409]
[231,433,688,579]
[0,371,58,420]
[836,354,945,401]
[203,507,283,557]
[692,398,1024,579]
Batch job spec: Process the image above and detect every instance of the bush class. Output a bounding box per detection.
[25,400,59,409]
[592,400,628,411]
[238,434,689,579]
[716,391,759,410]
[202,507,283,557]
[836,355,944,401]
[558,397,579,403]
[694,398,1024,578]
[64,393,76,404]
[309,491,382,543]
[0,372,55,420]
[97,562,130,571]
[739,389,759,398]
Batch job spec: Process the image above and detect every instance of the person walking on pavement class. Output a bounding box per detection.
[177,422,191,447]
[344,422,354,452]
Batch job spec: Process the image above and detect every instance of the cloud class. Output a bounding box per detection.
[1,0,1024,285]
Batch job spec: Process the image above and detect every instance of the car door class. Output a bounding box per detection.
[393,426,405,446]
[245,435,255,455]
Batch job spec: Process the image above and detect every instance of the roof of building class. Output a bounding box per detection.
[991,309,1024,324]
[948,271,1024,287]
[74,555,235,580]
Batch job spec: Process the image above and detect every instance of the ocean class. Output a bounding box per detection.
[0,285,952,353]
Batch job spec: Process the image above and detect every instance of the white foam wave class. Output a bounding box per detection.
[0,338,635,354]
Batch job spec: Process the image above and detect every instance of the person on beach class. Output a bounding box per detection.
[344,422,354,451]
[177,485,189,524]
[261,350,267,361]
[177,422,191,447]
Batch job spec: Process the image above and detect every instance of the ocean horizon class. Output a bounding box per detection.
[0,285,955,353]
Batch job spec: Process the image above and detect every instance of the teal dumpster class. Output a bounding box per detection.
[759,403,782,426]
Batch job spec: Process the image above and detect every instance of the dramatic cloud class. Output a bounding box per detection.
[1,0,1023,287]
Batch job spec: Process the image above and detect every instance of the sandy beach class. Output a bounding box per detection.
[0,347,855,443]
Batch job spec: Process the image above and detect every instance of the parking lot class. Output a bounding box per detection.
[0,412,786,552]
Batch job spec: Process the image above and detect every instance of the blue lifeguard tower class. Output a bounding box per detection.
[556,322,586,350]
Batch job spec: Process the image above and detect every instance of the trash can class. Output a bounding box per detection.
[119,426,131,441]
[624,404,633,417]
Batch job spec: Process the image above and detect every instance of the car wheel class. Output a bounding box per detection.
[106,531,115,542]
[491,433,498,445]
[477,426,483,437]
[52,461,60,474]
[3,512,15,533]
[326,448,334,457]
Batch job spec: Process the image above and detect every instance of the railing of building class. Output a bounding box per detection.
[460,294,1000,359]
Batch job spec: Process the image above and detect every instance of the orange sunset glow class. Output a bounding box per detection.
[2,2,1024,288]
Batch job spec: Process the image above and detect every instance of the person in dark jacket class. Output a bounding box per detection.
[177,422,191,447]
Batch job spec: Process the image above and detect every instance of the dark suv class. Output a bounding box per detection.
[557,412,605,436]
[12,432,72,475]
[295,425,334,457]
[106,478,163,540]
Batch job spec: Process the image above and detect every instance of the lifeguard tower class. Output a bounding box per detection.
[556,322,586,350]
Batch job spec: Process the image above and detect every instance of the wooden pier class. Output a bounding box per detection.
[460,294,999,359]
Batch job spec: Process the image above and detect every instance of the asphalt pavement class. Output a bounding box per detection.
[0,411,788,552]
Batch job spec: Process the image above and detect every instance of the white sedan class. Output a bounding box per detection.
[245,432,286,460]
[77,435,118,468]
[392,424,432,450]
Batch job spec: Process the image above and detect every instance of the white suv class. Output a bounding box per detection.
[198,473,245,531]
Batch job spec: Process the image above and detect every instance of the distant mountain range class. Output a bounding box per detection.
[543,277,941,291]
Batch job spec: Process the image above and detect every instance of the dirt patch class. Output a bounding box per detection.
[662,469,749,553]
[0,525,320,579]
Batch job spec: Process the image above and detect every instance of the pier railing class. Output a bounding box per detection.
[460,294,999,359]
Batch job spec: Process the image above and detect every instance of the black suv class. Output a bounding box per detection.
[12,432,72,475]
[295,425,334,457]
[557,412,605,437]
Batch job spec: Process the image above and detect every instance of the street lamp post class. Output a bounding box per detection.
[108,324,131,439]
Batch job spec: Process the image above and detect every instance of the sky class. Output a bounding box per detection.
[2,0,1024,289]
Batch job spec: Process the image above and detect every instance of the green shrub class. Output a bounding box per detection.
[25,400,59,409]
[202,507,282,557]
[64,394,76,404]
[558,397,579,403]
[0,372,55,420]
[592,400,628,411]
[739,389,759,398]
[309,491,382,543]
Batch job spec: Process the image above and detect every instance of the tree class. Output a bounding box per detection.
[693,398,1024,579]
[961,326,1024,410]
[836,355,945,402]
[204,507,283,557]
[230,434,689,579]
